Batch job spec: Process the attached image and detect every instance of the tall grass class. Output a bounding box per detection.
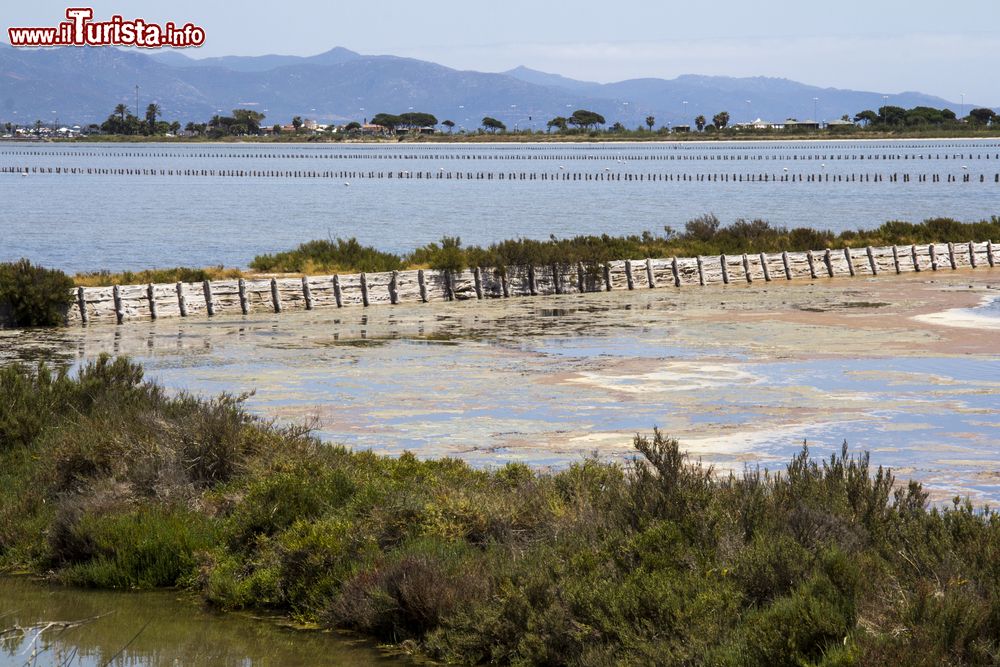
[1,358,999,663]
[247,216,1000,276]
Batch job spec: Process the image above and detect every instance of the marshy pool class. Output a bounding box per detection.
[0,577,407,666]
[2,270,998,504]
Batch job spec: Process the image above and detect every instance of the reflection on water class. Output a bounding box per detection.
[0,577,405,667]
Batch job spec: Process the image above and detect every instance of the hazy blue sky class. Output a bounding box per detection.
[6,1,999,105]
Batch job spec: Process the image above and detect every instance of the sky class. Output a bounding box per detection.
[5,1,999,106]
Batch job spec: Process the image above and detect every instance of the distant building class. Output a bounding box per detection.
[825,119,856,129]
[783,120,821,131]
[361,123,389,136]
[671,125,691,133]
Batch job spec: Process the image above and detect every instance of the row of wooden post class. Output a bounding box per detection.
[85,241,996,325]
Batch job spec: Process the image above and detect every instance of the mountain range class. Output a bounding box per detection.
[0,44,976,129]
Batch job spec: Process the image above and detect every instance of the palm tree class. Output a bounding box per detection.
[114,104,128,122]
[695,115,706,132]
[145,103,161,134]
[645,116,655,132]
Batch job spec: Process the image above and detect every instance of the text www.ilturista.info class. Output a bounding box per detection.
[8,8,205,48]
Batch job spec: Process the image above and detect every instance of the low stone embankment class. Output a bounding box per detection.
[65,241,996,326]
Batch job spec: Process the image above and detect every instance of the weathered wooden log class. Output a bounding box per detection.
[844,248,855,277]
[911,245,921,272]
[781,251,792,280]
[947,242,957,270]
[891,246,901,274]
[360,272,370,306]
[759,253,771,282]
[866,247,878,275]
[929,243,939,271]
[301,277,313,310]
[501,270,510,298]
[577,262,585,293]
[968,241,977,268]
[417,270,427,303]
[720,255,730,284]
[389,271,400,304]
[742,254,753,283]
[807,251,818,279]
[988,240,996,267]
[671,258,681,287]
[603,263,612,291]
[552,264,562,295]
[625,260,635,290]
[823,249,834,277]
[646,258,656,288]
[176,282,188,316]
[113,285,124,325]
[528,266,537,296]
[77,287,88,324]
[270,278,281,313]
[696,256,705,285]
[203,280,215,316]
[146,283,157,319]
[238,278,249,314]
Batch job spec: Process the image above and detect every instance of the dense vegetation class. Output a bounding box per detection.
[1,357,999,664]
[0,259,74,327]
[73,265,244,288]
[248,216,1000,275]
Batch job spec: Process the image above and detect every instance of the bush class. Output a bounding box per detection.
[0,259,74,327]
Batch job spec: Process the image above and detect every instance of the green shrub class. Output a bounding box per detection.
[58,504,218,589]
[0,259,74,327]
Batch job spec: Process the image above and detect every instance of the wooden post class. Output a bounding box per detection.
[968,241,977,269]
[891,246,901,274]
[270,278,281,312]
[742,254,753,283]
[146,284,157,320]
[823,249,834,277]
[807,251,818,279]
[176,282,188,317]
[759,253,771,282]
[528,266,537,296]
[843,248,855,277]
[671,258,681,287]
[238,278,249,314]
[203,280,215,316]
[417,270,427,303]
[112,285,124,325]
[301,277,313,310]
[577,262,585,293]
[866,247,878,275]
[645,258,656,288]
[987,240,996,267]
[947,242,957,270]
[929,244,939,271]
[77,286,88,324]
[552,264,562,295]
[720,255,730,284]
[696,256,705,285]
[624,260,635,289]
[389,271,399,304]
[501,270,510,298]
[603,263,612,291]
[911,245,921,272]
[781,251,792,280]
[360,272,370,306]
[474,267,484,299]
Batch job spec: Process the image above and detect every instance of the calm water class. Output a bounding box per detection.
[0,577,406,666]
[2,139,998,273]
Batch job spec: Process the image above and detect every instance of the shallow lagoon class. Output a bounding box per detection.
[3,271,998,504]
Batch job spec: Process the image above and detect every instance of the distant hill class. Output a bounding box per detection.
[0,43,973,128]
